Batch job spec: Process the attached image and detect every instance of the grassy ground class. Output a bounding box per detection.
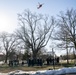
[0,64,62,73]
[0,60,75,73]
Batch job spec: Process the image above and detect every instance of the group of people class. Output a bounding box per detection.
[9,60,19,66]
[8,57,59,67]
[46,57,59,65]
[27,58,43,66]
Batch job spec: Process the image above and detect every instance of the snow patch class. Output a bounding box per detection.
[1,67,76,75]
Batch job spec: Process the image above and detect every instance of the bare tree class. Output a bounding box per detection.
[58,9,76,48]
[0,32,20,63]
[16,9,56,59]
[55,9,76,64]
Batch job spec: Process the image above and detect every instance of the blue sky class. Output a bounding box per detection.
[0,0,76,55]
[0,0,76,32]
[0,0,76,16]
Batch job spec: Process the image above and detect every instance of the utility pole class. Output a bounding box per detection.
[66,34,69,64]
[52,48,55,70]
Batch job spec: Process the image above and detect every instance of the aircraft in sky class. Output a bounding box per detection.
[37,2,44,9]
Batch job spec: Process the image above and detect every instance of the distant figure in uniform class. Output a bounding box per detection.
[46,57,50,65]
[49,58,52,63]
[37,2,44,9]
[22,61,24,66]
[28,58,31,66]
[57,57,59,63]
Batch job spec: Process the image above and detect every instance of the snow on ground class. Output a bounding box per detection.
[0,73,8,75]
[0,61,4,65]
[1,67,76,75]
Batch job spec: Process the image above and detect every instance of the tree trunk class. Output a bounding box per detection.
[5,54,8,63]
[66,48,69,64]
[33,51,37,59]
[66,38,69,64]
[73,48,76,64]
[74,42,76,64]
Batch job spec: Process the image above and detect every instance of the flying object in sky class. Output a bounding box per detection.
[37,2,44,9]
